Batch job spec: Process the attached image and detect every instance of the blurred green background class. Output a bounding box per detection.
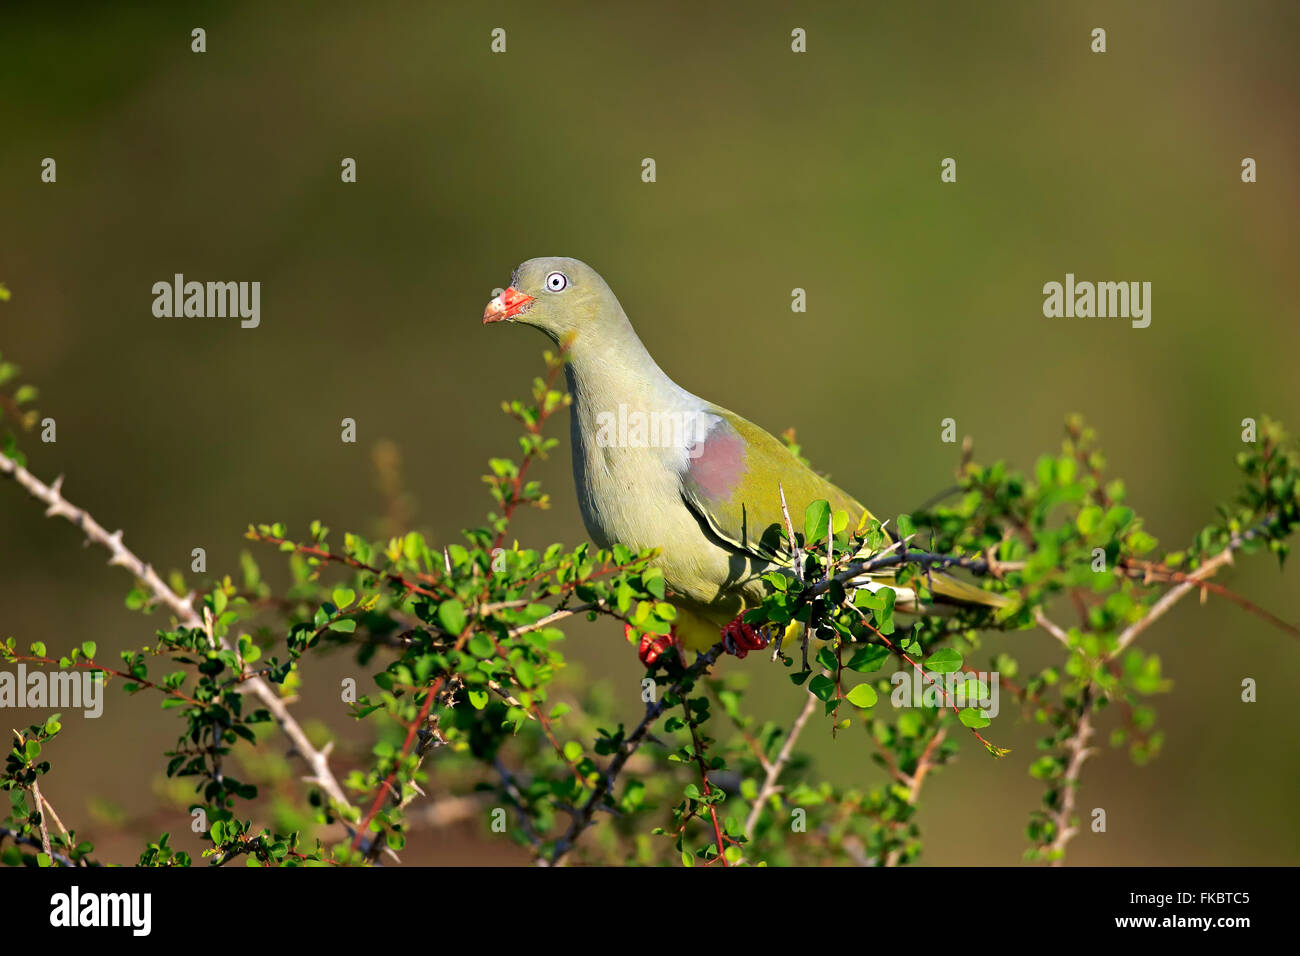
[2,0,1297,865]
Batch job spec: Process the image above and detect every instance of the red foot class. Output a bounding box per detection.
[628,623,678,667]
[721,616,769,659]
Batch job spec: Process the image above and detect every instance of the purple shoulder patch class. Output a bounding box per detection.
[687,421,746,502]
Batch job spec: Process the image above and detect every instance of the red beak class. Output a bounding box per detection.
[483,286,536,324]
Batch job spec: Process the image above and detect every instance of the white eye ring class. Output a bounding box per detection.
[545,271,568,292]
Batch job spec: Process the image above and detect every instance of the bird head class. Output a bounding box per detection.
[482,256,618,343]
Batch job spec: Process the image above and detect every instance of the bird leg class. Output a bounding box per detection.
[629,623,680,668]
[720,615,769,659]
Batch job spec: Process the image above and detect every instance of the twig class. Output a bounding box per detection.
[685,706,729,867]
[1118,556,1300,641]
[0,827,75,867]
[852,607,1004,754]
[351,677,445,857]
[884,725,948,866]
[743,690,817,840]
[0,454,355,814]
[29,778,52,860]
[491,346,570,549]
[505,603,596,639]
[1033,608,1073,650]
[1112,539,1244,657]
[1044,526,1265,863]
[546,640,726,866]
[777,483,812,670]
[247,530,447,600]
[37,789,72,848]
[1046,689,1096,865]
[778,482,804,584]
[492,758,545,849]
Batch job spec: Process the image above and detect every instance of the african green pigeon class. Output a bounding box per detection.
[484,257,1007,664]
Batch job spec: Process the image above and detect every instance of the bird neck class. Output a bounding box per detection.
[563,312,696,419]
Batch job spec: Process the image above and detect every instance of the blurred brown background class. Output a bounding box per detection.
[1,0,1297,864]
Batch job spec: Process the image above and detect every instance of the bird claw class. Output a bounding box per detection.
[721,616,769,659]
[629,623,678,668]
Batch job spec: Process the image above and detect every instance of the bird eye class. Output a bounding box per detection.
[545,271,568,292]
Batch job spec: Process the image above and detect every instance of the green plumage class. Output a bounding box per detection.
[486,256,1008,653]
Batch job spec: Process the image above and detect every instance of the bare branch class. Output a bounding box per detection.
[1045,525,1266,862]
[0,453,354,814]
[1033,608,1073,650]
[743,690,817,841]
[1112,541,1245,657]
[29,778,52,859]
[884,725,948,867]
[1047,690,1096,866]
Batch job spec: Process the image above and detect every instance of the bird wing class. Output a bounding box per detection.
[676,407,1008,610]
[678,406,877,565]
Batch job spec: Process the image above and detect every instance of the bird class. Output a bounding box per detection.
[483,256,1008,665]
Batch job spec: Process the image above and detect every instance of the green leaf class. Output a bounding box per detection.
[959,707,991,729]
[642,567,666,599]
[924,648,963,673]
[1106,505,1135,530]
[332,588,356,609]
[467,632,494,658]
[853,589,881,610]
[808,674,837,701]
[81,641,97,659]
[438,599,467,634]
[846,644,891,672]
[1076,505,1102,535]
[956,674,989,700]
[873,586,896,635]
[237,635,262,663]
[804,499,831,546]
[845,683,878,708]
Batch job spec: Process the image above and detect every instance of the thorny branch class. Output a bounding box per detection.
[4,344,1294,869]
[1043,521,1275,863]
[0,453,355,816]
[546,640,727,866]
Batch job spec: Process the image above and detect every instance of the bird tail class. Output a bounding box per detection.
[851,570,1012,612]
[926,571,1013,610]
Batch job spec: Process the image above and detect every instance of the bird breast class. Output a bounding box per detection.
[567,393,742,607]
